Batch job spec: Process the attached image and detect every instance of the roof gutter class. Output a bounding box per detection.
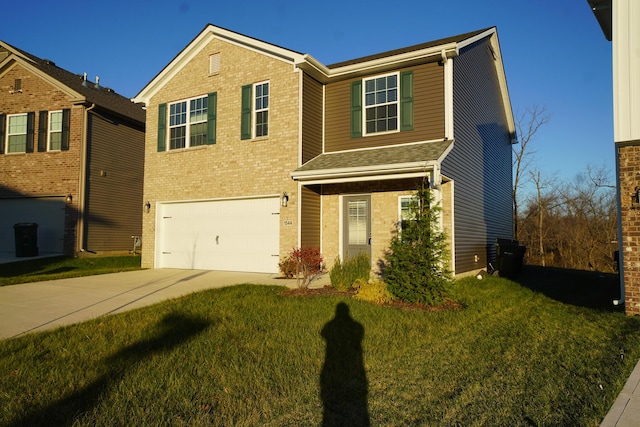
[297,43,459,83]
[291,161,438,184]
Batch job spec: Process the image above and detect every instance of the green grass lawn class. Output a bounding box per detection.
[0,255,141,286]
[1,266,639,426]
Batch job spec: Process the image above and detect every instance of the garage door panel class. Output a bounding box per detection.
[157,197,280,273]
[0,198,65,254]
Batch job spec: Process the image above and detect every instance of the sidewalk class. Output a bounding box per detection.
[0,268,328,339]
[600,358,640,427]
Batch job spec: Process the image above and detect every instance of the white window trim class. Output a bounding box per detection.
[48,110,63,151]
[253,80,269,139]
[363,71,400,137]
[6,113,28,153]
[167,94,208,150]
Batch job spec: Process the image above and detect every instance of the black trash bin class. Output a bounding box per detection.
[495,238,525,279]
[14,223,39,257]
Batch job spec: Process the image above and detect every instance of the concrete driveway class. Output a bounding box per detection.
[0,269,322,339]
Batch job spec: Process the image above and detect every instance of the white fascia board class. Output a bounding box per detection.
[297,171,431,186]
[298,43,459,83]
[133,24,305,105]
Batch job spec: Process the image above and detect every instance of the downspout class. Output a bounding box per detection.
[77,103,95,254]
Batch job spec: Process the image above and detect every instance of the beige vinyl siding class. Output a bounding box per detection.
[300,185,321,248]
[84,112,145,251]
[441,37,513,274]
[302,74,323,163]
[324,62,445,152]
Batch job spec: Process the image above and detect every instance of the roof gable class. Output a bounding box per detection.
[133,24,306,106]
[0,41,145,123]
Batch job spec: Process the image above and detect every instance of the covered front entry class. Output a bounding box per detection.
[156,197,280,273]
[343,195,371,260]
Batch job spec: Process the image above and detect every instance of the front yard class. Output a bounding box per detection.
[1,266,639,426]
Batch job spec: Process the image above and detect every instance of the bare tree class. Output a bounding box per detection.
[513,105,551,240]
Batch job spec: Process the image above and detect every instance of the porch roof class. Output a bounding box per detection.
[291,140,453,183]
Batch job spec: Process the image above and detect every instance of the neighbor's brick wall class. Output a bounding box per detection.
[0,64,83,255]
[142,38,301,268]
[618,143,640,315]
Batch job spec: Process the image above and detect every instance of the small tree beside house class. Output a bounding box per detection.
[382,179,453,305]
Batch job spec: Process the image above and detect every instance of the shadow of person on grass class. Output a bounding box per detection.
[10,313,211,427]
[320,302,370,427]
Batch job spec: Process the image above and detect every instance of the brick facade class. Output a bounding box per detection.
[141,38,301,268]
[0,64,83,255]
[618,143,640,315]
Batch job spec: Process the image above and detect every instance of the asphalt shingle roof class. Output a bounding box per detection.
[294,140,452,175]
[1,41,145,123]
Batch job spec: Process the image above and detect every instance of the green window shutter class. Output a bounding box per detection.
[350,80,362,138]
[400,71,414,132]
[157,103,167,152]
[61,109,71,151]
[0,114,5,154]
[38,111,48,152]
[241,84,252,140]
[26,112,35,153]
[207,92,217,145]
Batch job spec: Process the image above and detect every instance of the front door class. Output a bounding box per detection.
[343,195,371,260]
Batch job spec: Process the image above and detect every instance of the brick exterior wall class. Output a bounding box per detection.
[0,64,83,255]
[618,143,640,315]
[141,38,301,268]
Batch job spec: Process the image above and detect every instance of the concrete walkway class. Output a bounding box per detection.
[0,264,637,425]
[0,268,328,339]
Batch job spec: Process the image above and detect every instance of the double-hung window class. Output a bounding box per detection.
[159,93,217,151]
[48,111,63,151]
[7,114,28,153]
[169,96,208,149]
[365,73,398,134]
[241,81,269,140]
[351,70,413,138]
[399,195,418,233]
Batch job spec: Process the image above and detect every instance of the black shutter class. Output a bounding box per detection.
[38,111,48,152]
[61,109,70,151]
[26,112,35,153]
[0,114,5,155]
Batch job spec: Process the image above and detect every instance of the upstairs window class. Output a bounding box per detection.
[351,71,413,138]
[7,114,28,153]
[241,81,269,140]
[48,111,63,151]
[364,73,398,134]
[157,93,217,152]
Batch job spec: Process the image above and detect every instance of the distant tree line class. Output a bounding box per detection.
[512,106,618,273]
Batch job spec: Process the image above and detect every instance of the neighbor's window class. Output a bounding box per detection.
[254,82,269,137]
[364,73,398,135]
[168,95,207,149]
[48,111,63,151]
[7,113,28,153]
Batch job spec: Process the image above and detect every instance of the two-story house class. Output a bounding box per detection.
[0,41,145,258]
[133,24,515,276]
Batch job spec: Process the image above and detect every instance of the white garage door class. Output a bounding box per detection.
[156,197,280,273]
[0,197,65,255]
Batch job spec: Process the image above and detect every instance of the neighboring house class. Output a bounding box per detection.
[133,24,515,276]
[0,41,145,257]
[589,0,640,315]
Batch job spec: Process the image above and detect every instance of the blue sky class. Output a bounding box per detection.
[1,0,612,196]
